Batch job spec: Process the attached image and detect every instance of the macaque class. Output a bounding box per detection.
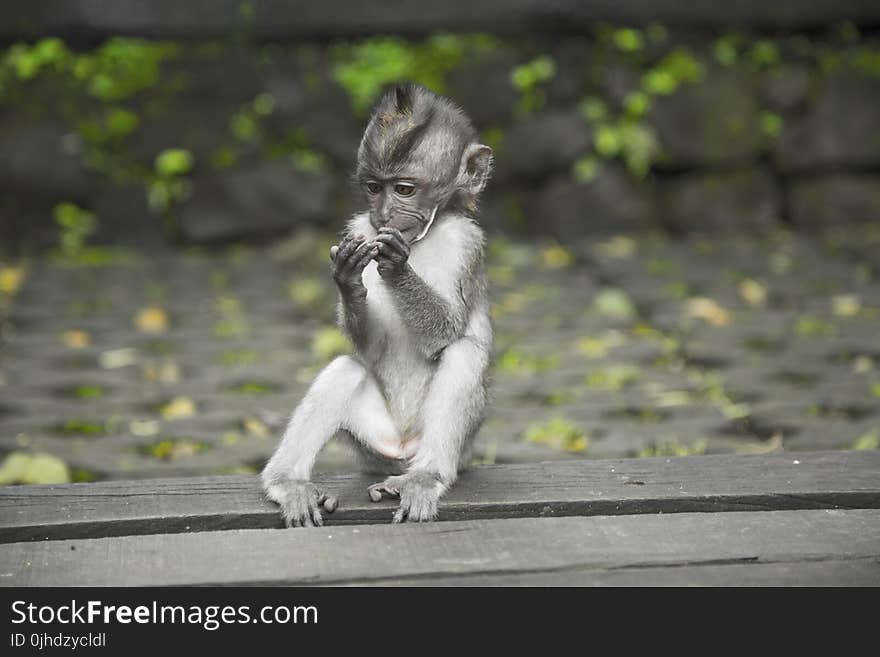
[262,83,493,525]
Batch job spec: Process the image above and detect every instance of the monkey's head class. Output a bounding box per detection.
[356,83,493,243]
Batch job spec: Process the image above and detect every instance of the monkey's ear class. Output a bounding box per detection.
[458,143,493,197]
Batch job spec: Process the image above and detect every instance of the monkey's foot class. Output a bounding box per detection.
[264,479,337,528]
[367,472,444,523]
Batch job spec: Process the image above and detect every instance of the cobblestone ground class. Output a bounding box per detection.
[1,225,878,483]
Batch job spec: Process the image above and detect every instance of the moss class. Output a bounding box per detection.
[289,277,330,310]
[71,468,100,483]
[213,317,249,339]
[72,385,103,400]
[820,46,880,78]
[637,439,707,457]
[224,381,279,395]
[525,417,589,452]
[138,439,207,461]
[603,406,671,423]
[585,365,640,391]
[50,247,137,268]
[795,317,835,337]
[496,349,560,375]
[53,419,106,436]
[218,350,259,366]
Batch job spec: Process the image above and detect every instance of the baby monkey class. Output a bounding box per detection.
[262,83,493,525]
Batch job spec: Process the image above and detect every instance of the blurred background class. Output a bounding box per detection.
[1,1,878,485]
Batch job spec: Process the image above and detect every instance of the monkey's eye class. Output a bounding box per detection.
[365,182,382,195]
[394,183,415,197]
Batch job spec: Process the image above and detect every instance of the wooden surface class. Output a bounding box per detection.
[2,451,878,543]
[2,510,878,586]
[2,451,877,586]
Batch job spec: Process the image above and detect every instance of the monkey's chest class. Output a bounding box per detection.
[361,262,437,424]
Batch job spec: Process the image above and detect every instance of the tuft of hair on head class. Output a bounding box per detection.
[359,83,475,172]
[356,83,492,215]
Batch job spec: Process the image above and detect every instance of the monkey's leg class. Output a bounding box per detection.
[262,355,404,527]
[369,339,488,522]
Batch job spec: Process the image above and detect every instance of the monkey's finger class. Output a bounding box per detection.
[352,243,380,272]
[329,245,339,261]
[286,511,300,528]
[373,234,409,258]
[336,236,363,264]
[377,227,410,250]
[317,492,338,514]
[375,228,410,250]
[339,240,375,275]
[392,505,408,524]
[367,482,400,502]
[378,226,406,239]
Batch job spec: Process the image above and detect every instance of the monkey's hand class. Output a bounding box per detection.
[367,471,444,523]
[374,227,411,279]
[331,235,379,298]
[264,477,338,528]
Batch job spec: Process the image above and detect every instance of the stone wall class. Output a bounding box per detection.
[2,13,880,251]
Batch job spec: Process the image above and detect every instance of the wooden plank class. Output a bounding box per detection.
[2,510,878,586]
[361,559,880,587]
[2,451,878,543]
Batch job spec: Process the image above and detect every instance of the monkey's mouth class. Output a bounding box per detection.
[385,206,437,243]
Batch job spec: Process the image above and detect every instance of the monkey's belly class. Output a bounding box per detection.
[373,349,435,438]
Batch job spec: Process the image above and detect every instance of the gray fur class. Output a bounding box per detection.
[263,84,493,525]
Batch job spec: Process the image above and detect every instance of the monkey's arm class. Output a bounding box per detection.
[336,290,372,354]
[384,266,472,358]
[375,227,483,359]
[331,235,379,356]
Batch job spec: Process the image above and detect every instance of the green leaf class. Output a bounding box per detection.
[613,28,643,52]
[593,288,637,319]
[573,156,599,183]
[852,431,879,451]
[526,418,589,452]
[0,452,71,485]
[760,111,783,138]
[155,148,194,177]
[595,125,621,157]
[750,40,780,69]
[578,97,607,122]
[623,91,650,117]
[252,92,275,116]
[712,37,738,66]
[106,107,139,139]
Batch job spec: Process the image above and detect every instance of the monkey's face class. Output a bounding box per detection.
[363,179,438,244]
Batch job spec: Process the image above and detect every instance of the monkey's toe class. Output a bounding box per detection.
[266,480,331,528]
[367,477,403,502]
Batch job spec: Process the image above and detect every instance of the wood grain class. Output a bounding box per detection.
[2,509,878,586]
[2,451,878,543]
